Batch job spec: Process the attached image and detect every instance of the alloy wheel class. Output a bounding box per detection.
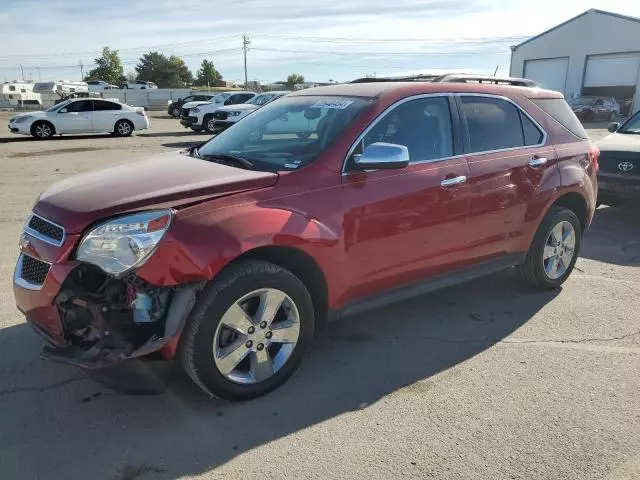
[542,220,576,280]
[207,119,217,132]
[117,122,132,135]
[213,288,300,385]
[36,123,51,138]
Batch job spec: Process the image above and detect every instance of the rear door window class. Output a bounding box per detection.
[93,100,121,111]
[460,97,525,152]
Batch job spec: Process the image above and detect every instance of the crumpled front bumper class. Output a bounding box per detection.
[13,230,201,371]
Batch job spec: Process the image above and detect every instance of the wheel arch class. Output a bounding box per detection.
[549,191,589,234]
[229,245,329,328]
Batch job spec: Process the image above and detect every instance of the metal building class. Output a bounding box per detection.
[510,9,640,115]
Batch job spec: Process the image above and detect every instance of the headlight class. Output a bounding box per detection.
[229,111,241,117]
[12,116,32,124]
[76,210,172,276]
[192,107,200,113]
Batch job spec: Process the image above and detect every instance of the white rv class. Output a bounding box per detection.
[33,81,93,108]
[0,81,42,109]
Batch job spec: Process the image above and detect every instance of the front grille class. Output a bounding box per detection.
[21,254,50,285]
[213,111,228,120]
[599,153,639,176]
[181,107,191,117]
[27,215,65,244]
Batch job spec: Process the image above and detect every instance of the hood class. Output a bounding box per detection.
[34,151,278,233]
[9,111,46,121]
[218,104,259,112]
[183,100,218,109]
[597,133,640,153]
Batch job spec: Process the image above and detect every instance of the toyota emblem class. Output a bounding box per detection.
[618,162,634,172]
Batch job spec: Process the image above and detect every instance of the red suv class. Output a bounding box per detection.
[13,75,598,400]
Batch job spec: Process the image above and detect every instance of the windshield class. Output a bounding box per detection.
[197,95,372,171]
[212,93,232,103]
[247,93,278,106]
[618,110,640,134]
[46,100,70,112]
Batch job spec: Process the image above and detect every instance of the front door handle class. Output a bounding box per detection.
[529,156,548,167]
[440,175,467,187]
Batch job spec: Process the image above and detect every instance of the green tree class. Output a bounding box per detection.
[194,59,222,86]
[85,47,124,85]
[286,73,305,88]
[135,52,193,88]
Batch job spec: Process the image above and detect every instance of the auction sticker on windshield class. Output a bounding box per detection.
[311,100,354,109]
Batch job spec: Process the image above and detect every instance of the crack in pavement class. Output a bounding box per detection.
[416,328,640,346]
[0,376,87,397]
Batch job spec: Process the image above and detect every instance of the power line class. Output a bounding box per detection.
[252,34,528,44]
[251,47,510,56]
[0,35,241,61]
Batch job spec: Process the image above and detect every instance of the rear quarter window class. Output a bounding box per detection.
[532,98,588,139]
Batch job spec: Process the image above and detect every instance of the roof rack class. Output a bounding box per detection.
[350,74,441,83]
[349,73,538,88]
[434,74,539,87]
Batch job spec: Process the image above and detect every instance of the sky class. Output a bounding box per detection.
[1,0,639,84]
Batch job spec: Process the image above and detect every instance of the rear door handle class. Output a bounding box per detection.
[529,156,548,167]
[440,175,467,187]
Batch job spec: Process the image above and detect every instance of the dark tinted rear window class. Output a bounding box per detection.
[532,98,588,139]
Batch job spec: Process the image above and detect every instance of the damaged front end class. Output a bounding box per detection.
[46,263,202,369]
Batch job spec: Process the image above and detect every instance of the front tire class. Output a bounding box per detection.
[204,115,218,134]
[114,119,134,137]
[180,260,315,401]
[517,206,581,289]
[31,121,55,139]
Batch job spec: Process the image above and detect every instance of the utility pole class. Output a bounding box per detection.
[493,65,499,76]
[36,66,41,82]
[242,34,250,88]
[20,64,24,81]
[79,60,84,81]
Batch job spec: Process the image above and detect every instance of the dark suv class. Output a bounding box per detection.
[13,75,598,400]
[167,94,216,117]
[570,96,617,122]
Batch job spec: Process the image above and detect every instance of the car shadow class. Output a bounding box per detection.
[138,132,211,138]
[0,134,115,144]
[581,205,640,266]
[161,141,205,149]
[0,270,559,479]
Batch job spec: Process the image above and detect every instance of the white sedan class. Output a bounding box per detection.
[8,99,149,139]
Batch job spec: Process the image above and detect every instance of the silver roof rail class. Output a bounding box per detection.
[434,74,539,87]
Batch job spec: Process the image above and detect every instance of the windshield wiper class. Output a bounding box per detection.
[200,153,255,170]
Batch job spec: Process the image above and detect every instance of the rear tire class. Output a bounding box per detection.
[517,206,581,289]
[114,119,134,137]
[170,105,181,117]
[31,121,55,139]
[179,260,315,401]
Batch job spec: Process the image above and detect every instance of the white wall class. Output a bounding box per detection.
[106,89,193,109]
[510,10,640,112]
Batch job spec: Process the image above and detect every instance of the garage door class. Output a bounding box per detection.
[524,58,568,93]
[584,54,640,87]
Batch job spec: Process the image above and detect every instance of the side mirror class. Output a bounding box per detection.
[608,122,620,133]
[59,108,68,113]
[224,98,233,105]
[352,142,410,171]
[177,98,182,102]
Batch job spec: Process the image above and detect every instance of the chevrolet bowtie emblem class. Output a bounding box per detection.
[18,233,31,251]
